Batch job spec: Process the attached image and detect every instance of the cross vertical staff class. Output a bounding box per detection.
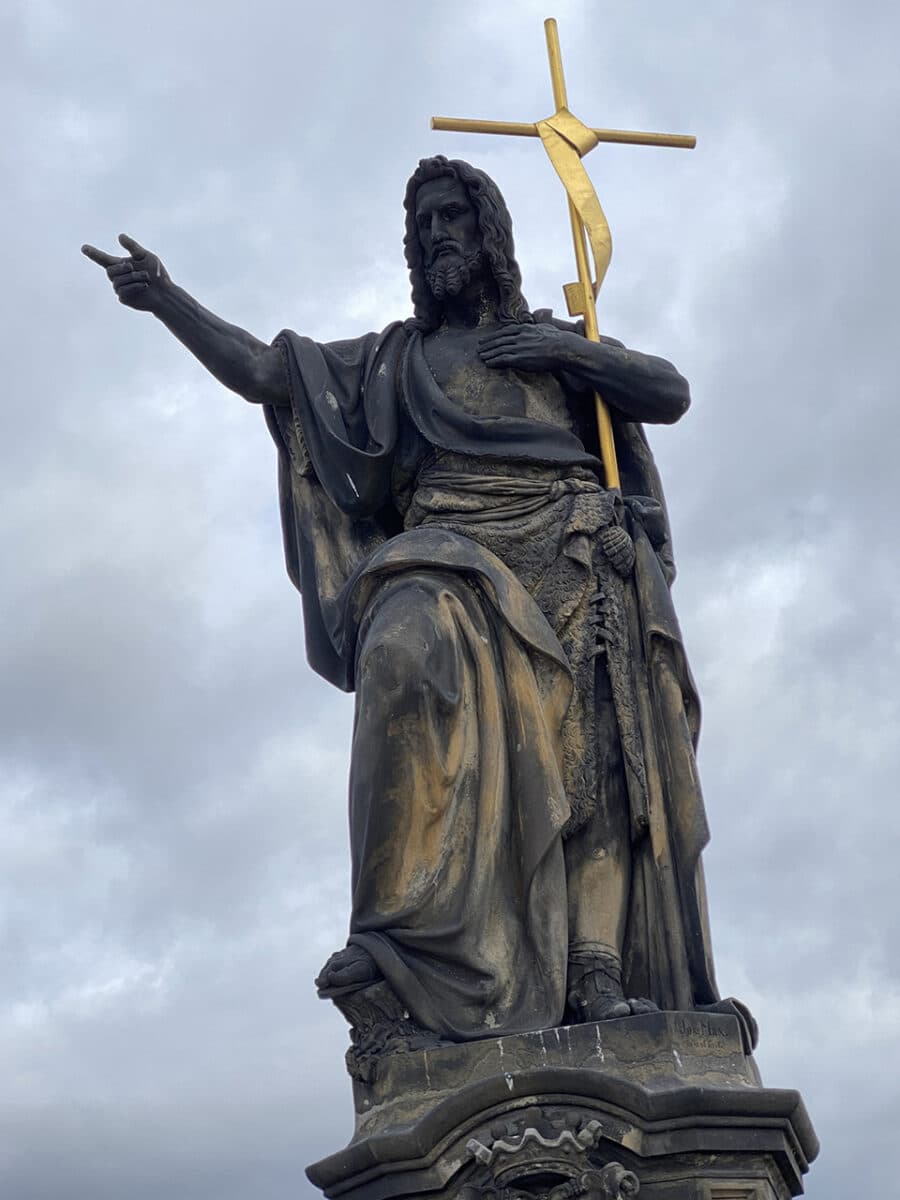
[432,17,696,492]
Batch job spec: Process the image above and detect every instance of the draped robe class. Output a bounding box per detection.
[264,318,720,1041]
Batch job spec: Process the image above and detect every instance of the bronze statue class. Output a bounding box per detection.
[84,154,752,1070]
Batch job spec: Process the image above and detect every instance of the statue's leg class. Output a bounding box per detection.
[321,567,568,1042]
[315,570,456,1005]
[564,670,657,1021]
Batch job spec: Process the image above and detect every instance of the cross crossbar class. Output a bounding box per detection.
[431,117,695,151]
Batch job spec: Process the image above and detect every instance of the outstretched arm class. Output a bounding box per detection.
[478,322,690,424]
[82,235,287,407]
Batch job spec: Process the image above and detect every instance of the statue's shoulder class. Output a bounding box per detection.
[277,322,407,375]
[323,321,407,361]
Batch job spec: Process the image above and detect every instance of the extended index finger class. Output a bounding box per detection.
[118,233,148,259]
[81,243,121,268]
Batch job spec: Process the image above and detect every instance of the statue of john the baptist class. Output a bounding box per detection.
[84,155,750,1060]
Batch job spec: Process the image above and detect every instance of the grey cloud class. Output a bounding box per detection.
[2,1,897,1196]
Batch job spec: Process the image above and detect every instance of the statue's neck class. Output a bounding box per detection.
[438,279,500,330]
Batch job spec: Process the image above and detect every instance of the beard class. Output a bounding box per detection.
[425,246,484,299]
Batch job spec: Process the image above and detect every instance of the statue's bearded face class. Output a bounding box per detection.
[415,176,484,300]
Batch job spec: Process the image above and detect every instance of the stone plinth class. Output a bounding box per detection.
[307,1012,817,1200]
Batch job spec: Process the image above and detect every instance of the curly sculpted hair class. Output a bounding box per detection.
[403,156,533,332]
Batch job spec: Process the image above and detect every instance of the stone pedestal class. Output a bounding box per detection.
[307,1012,817,1200]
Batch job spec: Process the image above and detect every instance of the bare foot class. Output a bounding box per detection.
[573,992,659,1022]
[626,996,659,1015]
[577,993,631,1021]
[315,944,381,996]
[567,947,659,1023]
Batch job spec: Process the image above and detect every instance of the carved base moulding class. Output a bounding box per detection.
[307,1012,817,1200]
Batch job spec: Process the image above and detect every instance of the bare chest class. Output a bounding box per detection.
[422,327,574,430]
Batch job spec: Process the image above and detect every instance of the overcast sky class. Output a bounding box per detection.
[3,1,898,1196]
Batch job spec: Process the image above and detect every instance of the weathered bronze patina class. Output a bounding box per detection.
[82,23,822,1196]
[80,18,755,1074]
[83,154,748,1070]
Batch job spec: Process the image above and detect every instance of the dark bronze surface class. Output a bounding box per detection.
[83,149,819,1198]
[84,158,736,1058]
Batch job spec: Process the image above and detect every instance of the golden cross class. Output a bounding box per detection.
[432,17,696,491]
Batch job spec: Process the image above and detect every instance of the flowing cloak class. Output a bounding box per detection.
[263,318,720,1039]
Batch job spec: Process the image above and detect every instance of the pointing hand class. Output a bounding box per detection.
[81,234,170,312]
